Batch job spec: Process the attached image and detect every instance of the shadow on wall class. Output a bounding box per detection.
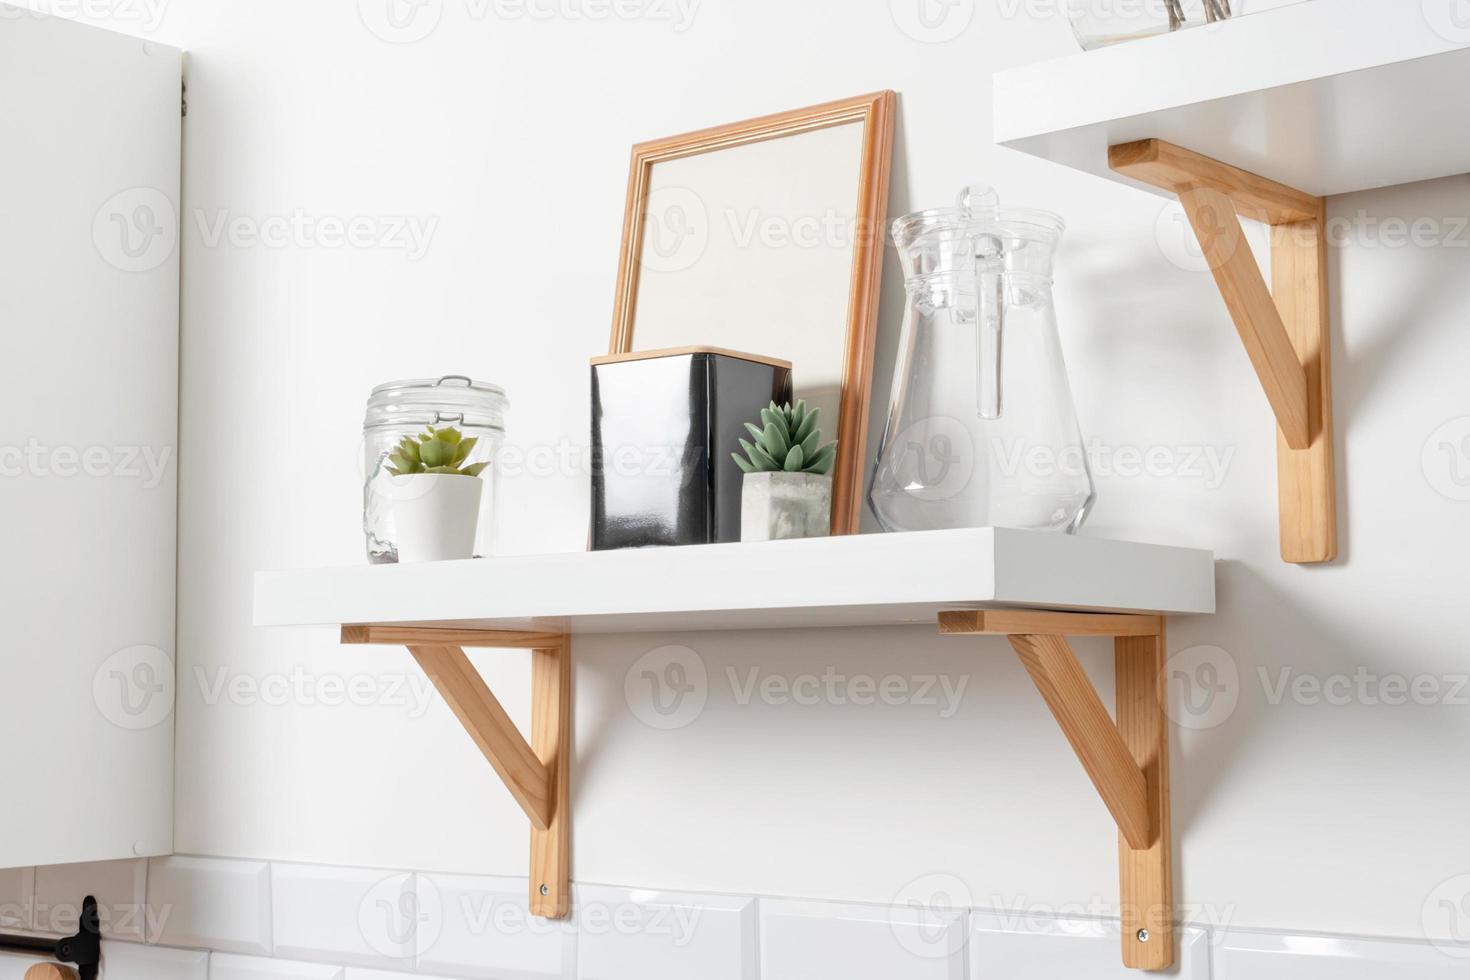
[1169,558,1468,842]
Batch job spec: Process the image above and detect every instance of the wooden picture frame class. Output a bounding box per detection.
[607,91,897,536]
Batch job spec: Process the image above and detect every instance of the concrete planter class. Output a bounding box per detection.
[740,471,832,542]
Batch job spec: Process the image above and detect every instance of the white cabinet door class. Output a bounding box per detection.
[0,8,181,867]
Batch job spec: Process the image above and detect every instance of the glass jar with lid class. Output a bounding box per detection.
[363,376,508,563]
[1066,0,1232,50]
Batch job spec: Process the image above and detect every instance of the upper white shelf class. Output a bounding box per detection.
[254,528,1215,635]
[994,0,1470,199]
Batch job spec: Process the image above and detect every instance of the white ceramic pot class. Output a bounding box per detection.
[389,473,483,562]
[740,471,832,542]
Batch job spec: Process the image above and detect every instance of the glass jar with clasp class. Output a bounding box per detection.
[362,376,507,562]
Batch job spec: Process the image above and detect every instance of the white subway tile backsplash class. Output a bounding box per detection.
[150,857,272,954]
[415,873,575,980]
[34,859,149,941]
[19,855,1470,980]
[101,941,209,980]
[0,868,31,931]
[760,898,966,980]
[969,911,1210,978]
[209,952,345,980]
[271,864,420,968]
[574,885,756,980]
[1217,930,1470,978]
[343,969,467,980]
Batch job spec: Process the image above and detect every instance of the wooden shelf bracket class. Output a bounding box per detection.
[940,609,1173,971]
[1109,138,1338,564]
[341,625,572,918]
[334,610,1180,968]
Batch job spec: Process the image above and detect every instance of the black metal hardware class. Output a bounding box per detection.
[0,894,102,980]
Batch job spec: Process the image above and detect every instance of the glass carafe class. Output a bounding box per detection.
[869,186,1095,533]
[1066,0,1230,50]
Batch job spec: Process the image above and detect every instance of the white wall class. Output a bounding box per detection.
[23,0,1470,947]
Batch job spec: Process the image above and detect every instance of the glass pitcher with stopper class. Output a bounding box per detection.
[869,185,1095,533]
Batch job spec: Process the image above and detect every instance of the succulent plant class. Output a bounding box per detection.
[385,426,489,478]
[732,400,837,476]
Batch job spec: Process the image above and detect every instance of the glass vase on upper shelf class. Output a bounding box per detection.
[1066,0,1235,49]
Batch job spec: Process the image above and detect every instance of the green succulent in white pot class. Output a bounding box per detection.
[384,426,487,562]
[732,400,836,542]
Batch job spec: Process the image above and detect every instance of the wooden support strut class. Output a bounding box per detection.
[342,625,572,918]
[940,609,1174,971]
[1109,138,1338,564]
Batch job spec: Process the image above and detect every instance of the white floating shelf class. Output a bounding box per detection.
[254,528,1215,634]
[994,0,1470,199]
[256,530,1211,964]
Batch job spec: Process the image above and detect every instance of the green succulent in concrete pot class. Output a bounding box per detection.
[732,400,836,542]
[384,426,487,562]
